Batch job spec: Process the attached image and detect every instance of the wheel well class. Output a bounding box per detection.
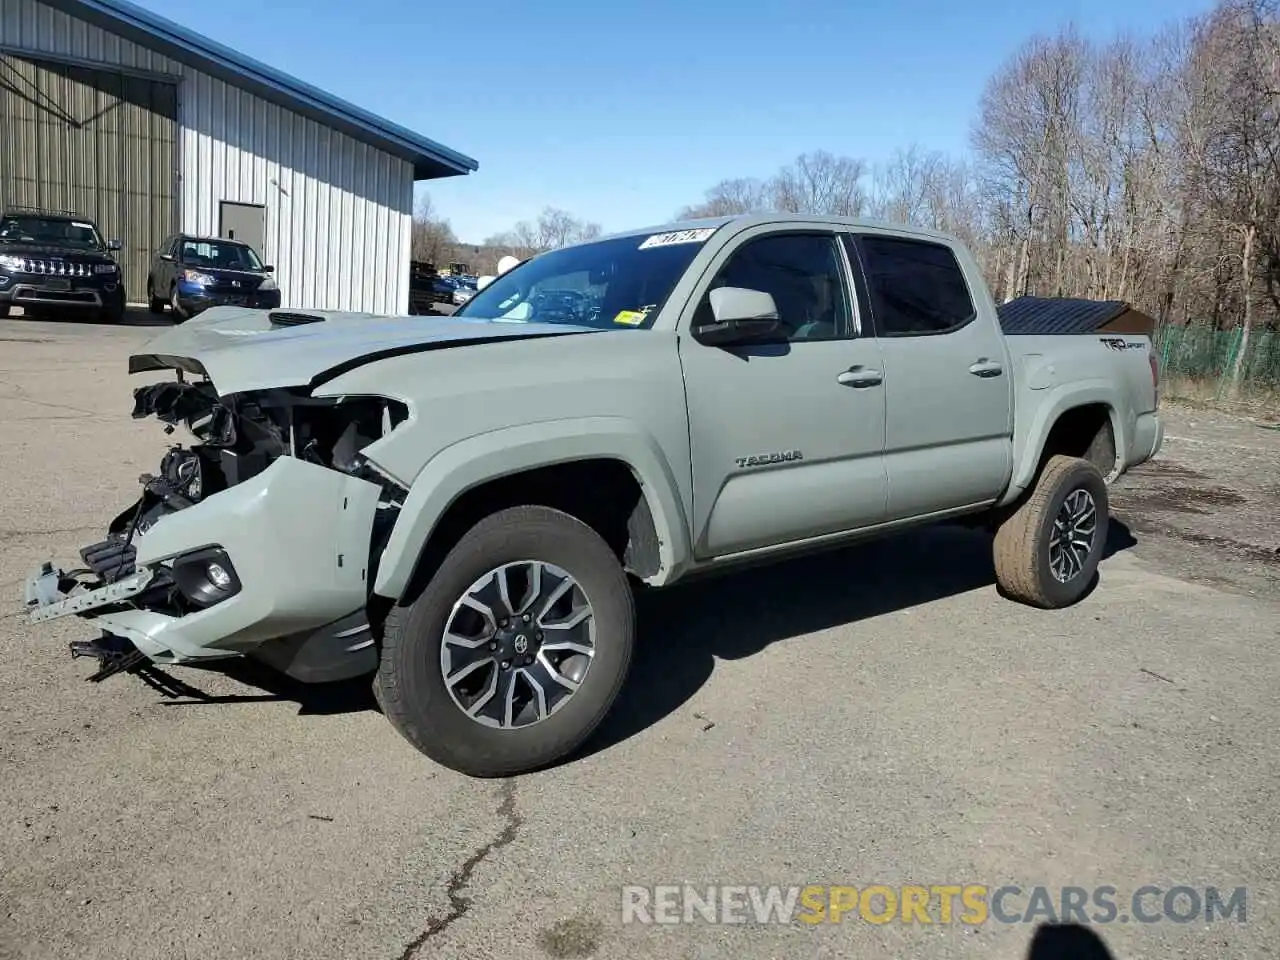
[397,458,661,605]
[1039,404,1115,478]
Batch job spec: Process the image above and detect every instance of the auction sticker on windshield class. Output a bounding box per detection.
[638,227,717,249]
[613,307,652,326]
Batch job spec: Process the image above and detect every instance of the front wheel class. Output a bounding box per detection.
[147,277,165,314]
[376,505,635,777]
[993,454,1109,609]
[97,293,125,324]
[169,284,186,323]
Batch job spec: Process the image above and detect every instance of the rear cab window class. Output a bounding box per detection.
[844,234,976,336]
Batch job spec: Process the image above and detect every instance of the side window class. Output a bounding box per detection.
[698,233,851,342]
[851,235,975,336]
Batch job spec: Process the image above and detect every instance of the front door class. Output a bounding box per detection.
[219,201,266,255]
[843,232,1013,520]
[679,227,889,558]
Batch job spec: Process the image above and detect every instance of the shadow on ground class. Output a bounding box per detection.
[6,304,176,327]
[112,513,1140,751]
[147,656,381,715]
[582,518,1138,759]
[1027,922,1118,959]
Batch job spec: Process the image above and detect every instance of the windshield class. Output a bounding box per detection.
[179,239,264,271]
[454,228,720,329]
[0,215,105,249]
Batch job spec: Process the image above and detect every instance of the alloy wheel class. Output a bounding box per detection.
[439,560,596,728]
[1049,488,1097,582]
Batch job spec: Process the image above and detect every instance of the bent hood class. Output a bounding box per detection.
[129,305,600,395]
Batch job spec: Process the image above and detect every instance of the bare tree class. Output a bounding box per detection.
[485,207,603,259]
[771,151,867,216]
[664,0,1280,393]
[676,177,772,219]
[410,193,458,266]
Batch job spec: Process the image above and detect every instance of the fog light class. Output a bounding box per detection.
[206,562,231,589]
[171,547,240,609]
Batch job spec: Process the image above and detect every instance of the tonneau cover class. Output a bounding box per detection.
[997,296,1154,337]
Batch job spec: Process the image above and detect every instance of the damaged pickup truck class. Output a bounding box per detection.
[24,213,1164,778]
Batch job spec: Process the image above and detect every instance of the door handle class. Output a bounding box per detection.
[837,365,883,388]
[969,358,1003,377]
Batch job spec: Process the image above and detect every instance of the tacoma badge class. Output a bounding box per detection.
[734,450,804,469]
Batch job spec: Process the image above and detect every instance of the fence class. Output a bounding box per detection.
[1154,323,1280,396]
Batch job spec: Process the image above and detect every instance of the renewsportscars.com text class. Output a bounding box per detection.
[620,884,1247,926]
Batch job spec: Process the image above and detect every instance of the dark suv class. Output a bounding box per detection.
[146,234,280,321]
[0,207,126,322]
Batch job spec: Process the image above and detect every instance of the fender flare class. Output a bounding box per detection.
[370,416,694,600]
[1004,380,1124,504]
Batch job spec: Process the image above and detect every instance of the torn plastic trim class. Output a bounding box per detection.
[129,352,209,378]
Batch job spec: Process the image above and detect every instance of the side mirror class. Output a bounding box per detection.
[159,253,175,262]
[263,264,275,273]
[107,239,122,251]
[693,287,785,346]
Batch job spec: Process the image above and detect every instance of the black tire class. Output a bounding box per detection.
[0,303,9,318]
[376,505,635,777]
[993,454,1109,609]
[147,277,165,314]
[168,284,186,323]
[97,296,125,324]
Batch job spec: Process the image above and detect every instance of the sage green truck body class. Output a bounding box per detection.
[25,213,1163,687]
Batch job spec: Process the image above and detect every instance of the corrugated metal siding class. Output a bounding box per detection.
[179,71,412,314]
[1,0,414,314]
[0,50,178,298]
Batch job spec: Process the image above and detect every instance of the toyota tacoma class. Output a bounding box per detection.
[23,214,1164,778]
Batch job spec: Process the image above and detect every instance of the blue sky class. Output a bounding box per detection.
[136,0,1213,243]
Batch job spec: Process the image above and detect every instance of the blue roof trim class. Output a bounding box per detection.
[45,0,478,180]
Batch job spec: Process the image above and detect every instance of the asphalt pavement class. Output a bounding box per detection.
[0,313,1277,960]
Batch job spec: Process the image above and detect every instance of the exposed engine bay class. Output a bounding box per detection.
[65,373,409,624]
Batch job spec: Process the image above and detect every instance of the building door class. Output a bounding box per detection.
[0,52,178,301]
[219,201,266,256]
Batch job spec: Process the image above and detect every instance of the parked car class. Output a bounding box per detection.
[431,275,460,304]
[146,234,281,321]
[408,260,438,315]
[0,206,125,322]
[24,213,1164,779]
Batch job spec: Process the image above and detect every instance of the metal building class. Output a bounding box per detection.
[0,0,477,314]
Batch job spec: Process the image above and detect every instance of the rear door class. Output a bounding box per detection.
[678,225,889,558]
[842,232,1013,520]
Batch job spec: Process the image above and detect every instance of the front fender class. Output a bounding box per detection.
[368,416,694,600]
[1003,380,1125,505]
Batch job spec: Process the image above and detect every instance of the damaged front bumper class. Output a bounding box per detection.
[25,455,385,684]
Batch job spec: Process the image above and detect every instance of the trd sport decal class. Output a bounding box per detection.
[1100,337,1145,351]
[734,450,804,469]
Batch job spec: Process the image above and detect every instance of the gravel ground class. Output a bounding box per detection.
[0,315,1277,960]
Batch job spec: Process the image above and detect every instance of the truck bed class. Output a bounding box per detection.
[997,296,1155,337]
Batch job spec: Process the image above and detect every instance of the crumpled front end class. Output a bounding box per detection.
[24,369,410,685]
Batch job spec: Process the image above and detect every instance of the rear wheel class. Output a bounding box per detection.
[993,454,1109,608]
[376,505,635,777]
[0,303,9,318]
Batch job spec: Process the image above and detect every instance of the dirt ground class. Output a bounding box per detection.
[0,315,1277,960]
